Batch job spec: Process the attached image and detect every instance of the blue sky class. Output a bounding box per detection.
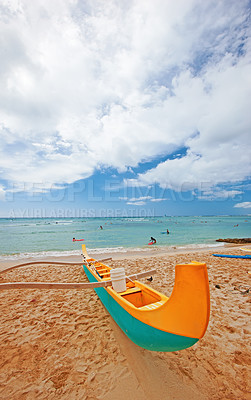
[0,0,251,217]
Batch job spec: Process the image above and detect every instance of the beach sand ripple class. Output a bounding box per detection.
[0,248,250,399]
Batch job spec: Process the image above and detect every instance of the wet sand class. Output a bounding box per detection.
[0,246,250,399]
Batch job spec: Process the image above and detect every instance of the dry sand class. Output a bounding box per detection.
[0,246,250,400]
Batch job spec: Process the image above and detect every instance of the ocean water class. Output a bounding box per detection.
[0,216,250,260]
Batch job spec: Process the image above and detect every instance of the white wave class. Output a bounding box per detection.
[0,246,155,260]
[124,218,148,222]
[0,250,81,261]
[175,243,225,249]
[0,242,225,261]
[51,221,73,225]
[87,246,153,254]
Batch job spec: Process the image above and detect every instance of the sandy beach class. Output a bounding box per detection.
[0,246,250,400]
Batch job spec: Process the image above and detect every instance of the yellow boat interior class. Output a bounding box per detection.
[82,245,210,340]
[84,257,167,309]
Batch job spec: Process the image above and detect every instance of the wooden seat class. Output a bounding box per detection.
[100,272,111,278]
[120,287,142,296]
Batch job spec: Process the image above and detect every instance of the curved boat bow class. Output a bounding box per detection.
[82,245,210,352]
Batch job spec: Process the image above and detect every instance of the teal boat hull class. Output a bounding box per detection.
[83,265,198,352]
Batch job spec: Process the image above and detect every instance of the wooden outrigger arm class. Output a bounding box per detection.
[0,258,112,275]
[0,269,156,291]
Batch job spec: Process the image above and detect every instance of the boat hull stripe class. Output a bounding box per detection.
[84,265,198,352]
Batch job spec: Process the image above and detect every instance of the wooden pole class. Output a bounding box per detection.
[94,257,112,263]
[0,261,84,274]
[0,269,156,290]
[0,258,113,275]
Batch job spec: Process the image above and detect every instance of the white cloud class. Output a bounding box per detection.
[128,196,152,202]
[0,0,250,193]
[0,185,6,201]
[122,195,152,205]
[197,189,243,200]
[126,201,146,206]
[122,195,167,205]
[150,198,168,202]
[234,202,251,209]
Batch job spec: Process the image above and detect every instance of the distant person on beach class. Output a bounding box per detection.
[150,237,156,244]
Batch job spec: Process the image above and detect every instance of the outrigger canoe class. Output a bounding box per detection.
[82,245,210,352]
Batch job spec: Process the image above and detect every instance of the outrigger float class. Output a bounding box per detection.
[213,253,251,259]
[0,244,210,352]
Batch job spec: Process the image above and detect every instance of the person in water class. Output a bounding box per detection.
[72,238,76,242]
[166,229,169,234]
[150,237,156,244]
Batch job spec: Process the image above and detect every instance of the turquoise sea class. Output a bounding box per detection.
[0,216,250,260]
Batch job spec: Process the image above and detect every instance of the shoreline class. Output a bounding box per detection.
[0,242,242,271]
[0,243,243,271]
